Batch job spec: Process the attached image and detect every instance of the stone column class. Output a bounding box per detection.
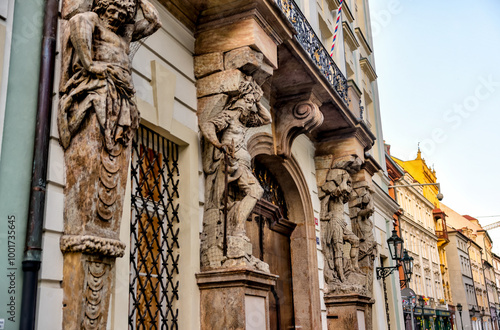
[324,294,374,330]
[57,0,161,328]
[196,269,278,330]
[315,135,377,329]
[195,11,280,330]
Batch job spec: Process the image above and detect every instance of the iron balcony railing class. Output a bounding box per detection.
[273,0,349,105]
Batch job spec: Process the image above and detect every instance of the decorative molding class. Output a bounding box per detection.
[343,22,359,50]
[60,235,126,258]
[82,261,109,329]
[273,94,324,158]
[360,57,377,82]
[355,27,373,55]
[363,153,382,176]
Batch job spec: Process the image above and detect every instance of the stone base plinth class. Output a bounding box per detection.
[196,268,278,330]
[324,293,374,330]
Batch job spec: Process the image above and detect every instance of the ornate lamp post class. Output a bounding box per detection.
[457,303,463,330]
[402,250,414,281]
[376,229,404,279]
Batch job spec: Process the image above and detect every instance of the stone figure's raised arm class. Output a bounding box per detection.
[132,0,162,41]
[69,12,103,75]
[200,111,232,151]
[256,101,272,125]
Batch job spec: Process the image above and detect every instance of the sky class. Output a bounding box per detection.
[369,0,500,251]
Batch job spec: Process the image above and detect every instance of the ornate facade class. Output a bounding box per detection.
[0,0,403,329]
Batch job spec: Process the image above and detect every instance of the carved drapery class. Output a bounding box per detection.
[58,0,161,328]
[197,46,273,272]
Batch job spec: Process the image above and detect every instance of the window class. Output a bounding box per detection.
[129,126,181,329]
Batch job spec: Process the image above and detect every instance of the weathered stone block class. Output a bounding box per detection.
[224,46,263,71]
[197,269,277,330]
[315,154,334,170]
[324,294,373,330]
[195,52,224,79]
[196,19,278,68]
[197,94,229,123]
[196,69,245,98]
[224,47,274,85]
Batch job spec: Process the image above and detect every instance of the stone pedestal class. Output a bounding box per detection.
[324,294,374,330]
[196,268,277,330]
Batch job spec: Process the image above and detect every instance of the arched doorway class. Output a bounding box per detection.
[247,159,296,329]
[246,132,322,329]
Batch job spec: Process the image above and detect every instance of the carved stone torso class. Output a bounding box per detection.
[92,21,131,67]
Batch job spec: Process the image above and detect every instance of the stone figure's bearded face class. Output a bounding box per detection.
[233,93,256,113]
[103,5,128,32]
[94,0,135,32]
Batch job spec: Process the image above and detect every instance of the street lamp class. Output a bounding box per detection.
[376,229,404,279]
[419,296,425,308]
[457,303,463,330]
[387,229,404,261]
[402,250,414,280]
[400,250,414,288]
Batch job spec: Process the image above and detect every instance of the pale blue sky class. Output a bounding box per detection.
[370,0,500,244]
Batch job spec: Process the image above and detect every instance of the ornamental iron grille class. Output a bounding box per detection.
[272,0,349,104]
[129,125,180,329]
[253,159,288,219]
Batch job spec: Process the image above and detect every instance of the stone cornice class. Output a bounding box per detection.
[332,0,354,23]
[355,27,373,55]
[347,79,362,97]
[372,180,400,215]
[400,214,438,240]
[363,153,382,176]
[343,22,359,50]
[360,57,377,82]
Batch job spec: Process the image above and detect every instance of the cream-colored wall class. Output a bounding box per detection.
[37,3,200,329]
[290,135,329,326]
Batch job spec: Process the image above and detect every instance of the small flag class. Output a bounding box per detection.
[330,0,343,57]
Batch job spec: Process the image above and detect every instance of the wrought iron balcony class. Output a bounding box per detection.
[273,0,349,105]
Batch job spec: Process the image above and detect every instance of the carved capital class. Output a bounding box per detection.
[60,235,126,258]
[274,94,323,158]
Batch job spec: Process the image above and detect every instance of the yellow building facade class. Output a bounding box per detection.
[392,150,452,305]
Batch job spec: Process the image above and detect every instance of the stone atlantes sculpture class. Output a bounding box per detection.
[200,75,271,271]
[350,182,377,266]
[316,155,368,295]
[57,0,160,327]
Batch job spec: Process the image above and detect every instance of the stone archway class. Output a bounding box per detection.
[247,132,321,329]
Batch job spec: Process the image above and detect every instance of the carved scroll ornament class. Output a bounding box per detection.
[273,96,323,158]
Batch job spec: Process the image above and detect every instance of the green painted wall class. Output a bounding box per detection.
[0,0,44,327]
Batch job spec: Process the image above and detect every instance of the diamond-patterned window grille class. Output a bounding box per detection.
[129,125,180,329]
